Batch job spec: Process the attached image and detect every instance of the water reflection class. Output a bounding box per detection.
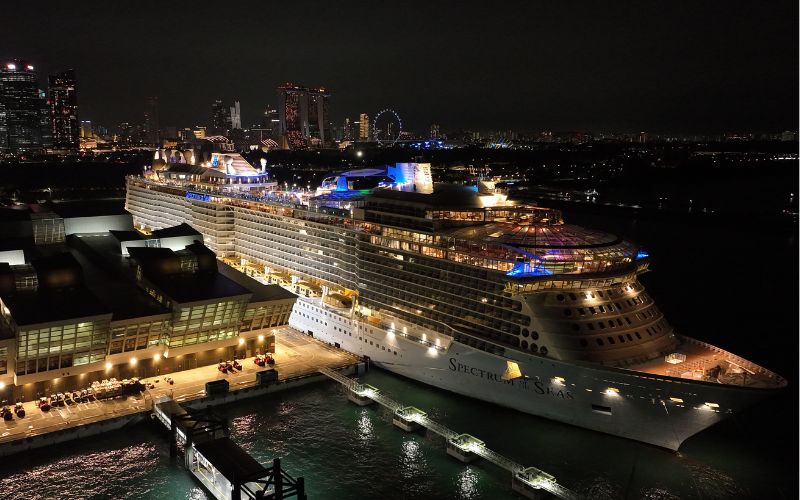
[456,467,480,499]
[356,409,374,443]
[399,439,426,479]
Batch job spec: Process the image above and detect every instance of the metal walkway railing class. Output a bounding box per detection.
[319,367,581,500]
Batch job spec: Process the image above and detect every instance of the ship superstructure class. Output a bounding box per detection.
[125,153,786,450]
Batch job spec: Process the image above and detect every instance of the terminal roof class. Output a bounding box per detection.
[152,223,202,239]
[1,286,111,326]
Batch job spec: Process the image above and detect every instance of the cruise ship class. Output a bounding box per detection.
[125,147,786,450]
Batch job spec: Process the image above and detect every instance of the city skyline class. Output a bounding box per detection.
[1,1,797,135]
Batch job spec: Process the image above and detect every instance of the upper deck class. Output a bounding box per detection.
[628,335,786,390]
[128,173,650,286]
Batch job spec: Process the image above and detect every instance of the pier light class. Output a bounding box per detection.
[258,334,265,342]
[105,362,113,370]
[605,387,620,397]
[130,357,138,366]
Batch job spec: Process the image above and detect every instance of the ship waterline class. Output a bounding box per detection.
[124,158,786,449]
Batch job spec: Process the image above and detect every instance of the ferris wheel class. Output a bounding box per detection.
[373,109,402,145]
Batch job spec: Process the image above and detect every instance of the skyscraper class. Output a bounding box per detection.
[430,123,440,139]
[211,99,230,135]
[229,101,241,130]
[48,69,79,154]
[276,83,330,149]
[0,60,44,155]
[359,113,370,140]
[143,96,159,145]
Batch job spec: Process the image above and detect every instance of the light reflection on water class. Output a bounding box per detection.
[0,368,793,500]
[456,467,480,499]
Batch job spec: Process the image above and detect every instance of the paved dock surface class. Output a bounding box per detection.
[1,328,357,445]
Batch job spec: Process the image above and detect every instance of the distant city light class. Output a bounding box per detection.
[6,63,15,70]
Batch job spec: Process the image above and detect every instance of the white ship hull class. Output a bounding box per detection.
[290,297,770,451]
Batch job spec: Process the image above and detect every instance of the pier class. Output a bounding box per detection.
[153,395,307,500]
[319,367,581,500]
[0,328,359,457]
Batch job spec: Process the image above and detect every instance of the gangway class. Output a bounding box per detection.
[152,396,307,500]
[319,367,581,500]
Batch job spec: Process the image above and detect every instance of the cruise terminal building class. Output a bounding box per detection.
[0,204,296,401]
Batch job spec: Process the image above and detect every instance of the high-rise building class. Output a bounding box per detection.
[211,99,230,136]
[0,60,44,155]
[143,96,159,145]
[229,101,241,130]
[359,113,370,140]
[48,69,79,154]
[342,118,352,141]
[276,83,330,149]
[80,120,93,138]
[38,89,52,151]
[430,123,440,139]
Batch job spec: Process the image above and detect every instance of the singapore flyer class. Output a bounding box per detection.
[372,109,402,145]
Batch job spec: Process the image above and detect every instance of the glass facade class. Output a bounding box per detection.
[165,300,246,348]
[15,319,110,375]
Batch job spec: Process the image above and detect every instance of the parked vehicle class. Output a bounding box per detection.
[38,397,50,411]
[14,402,25,418]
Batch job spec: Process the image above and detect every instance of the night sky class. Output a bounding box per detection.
[2,1,797,133]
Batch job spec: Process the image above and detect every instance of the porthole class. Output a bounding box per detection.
[521,340,528,349]
[556,294,565,302]
[540,346,548,356]
[530,343,538,352]
[532,331,539,340]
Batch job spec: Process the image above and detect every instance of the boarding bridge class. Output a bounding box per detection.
[319,368,581,500]
[153,396,306,500]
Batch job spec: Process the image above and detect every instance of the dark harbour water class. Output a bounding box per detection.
[0,211,796,500]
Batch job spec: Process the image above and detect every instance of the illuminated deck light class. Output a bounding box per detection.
[129,357,137,366]
[552,376,565,385]
[238,337,245,345]
[669,397,684,403]
[704,402,719,408]
[605,387,620,397]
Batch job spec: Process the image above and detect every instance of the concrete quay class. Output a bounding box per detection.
[0,328,359,457]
